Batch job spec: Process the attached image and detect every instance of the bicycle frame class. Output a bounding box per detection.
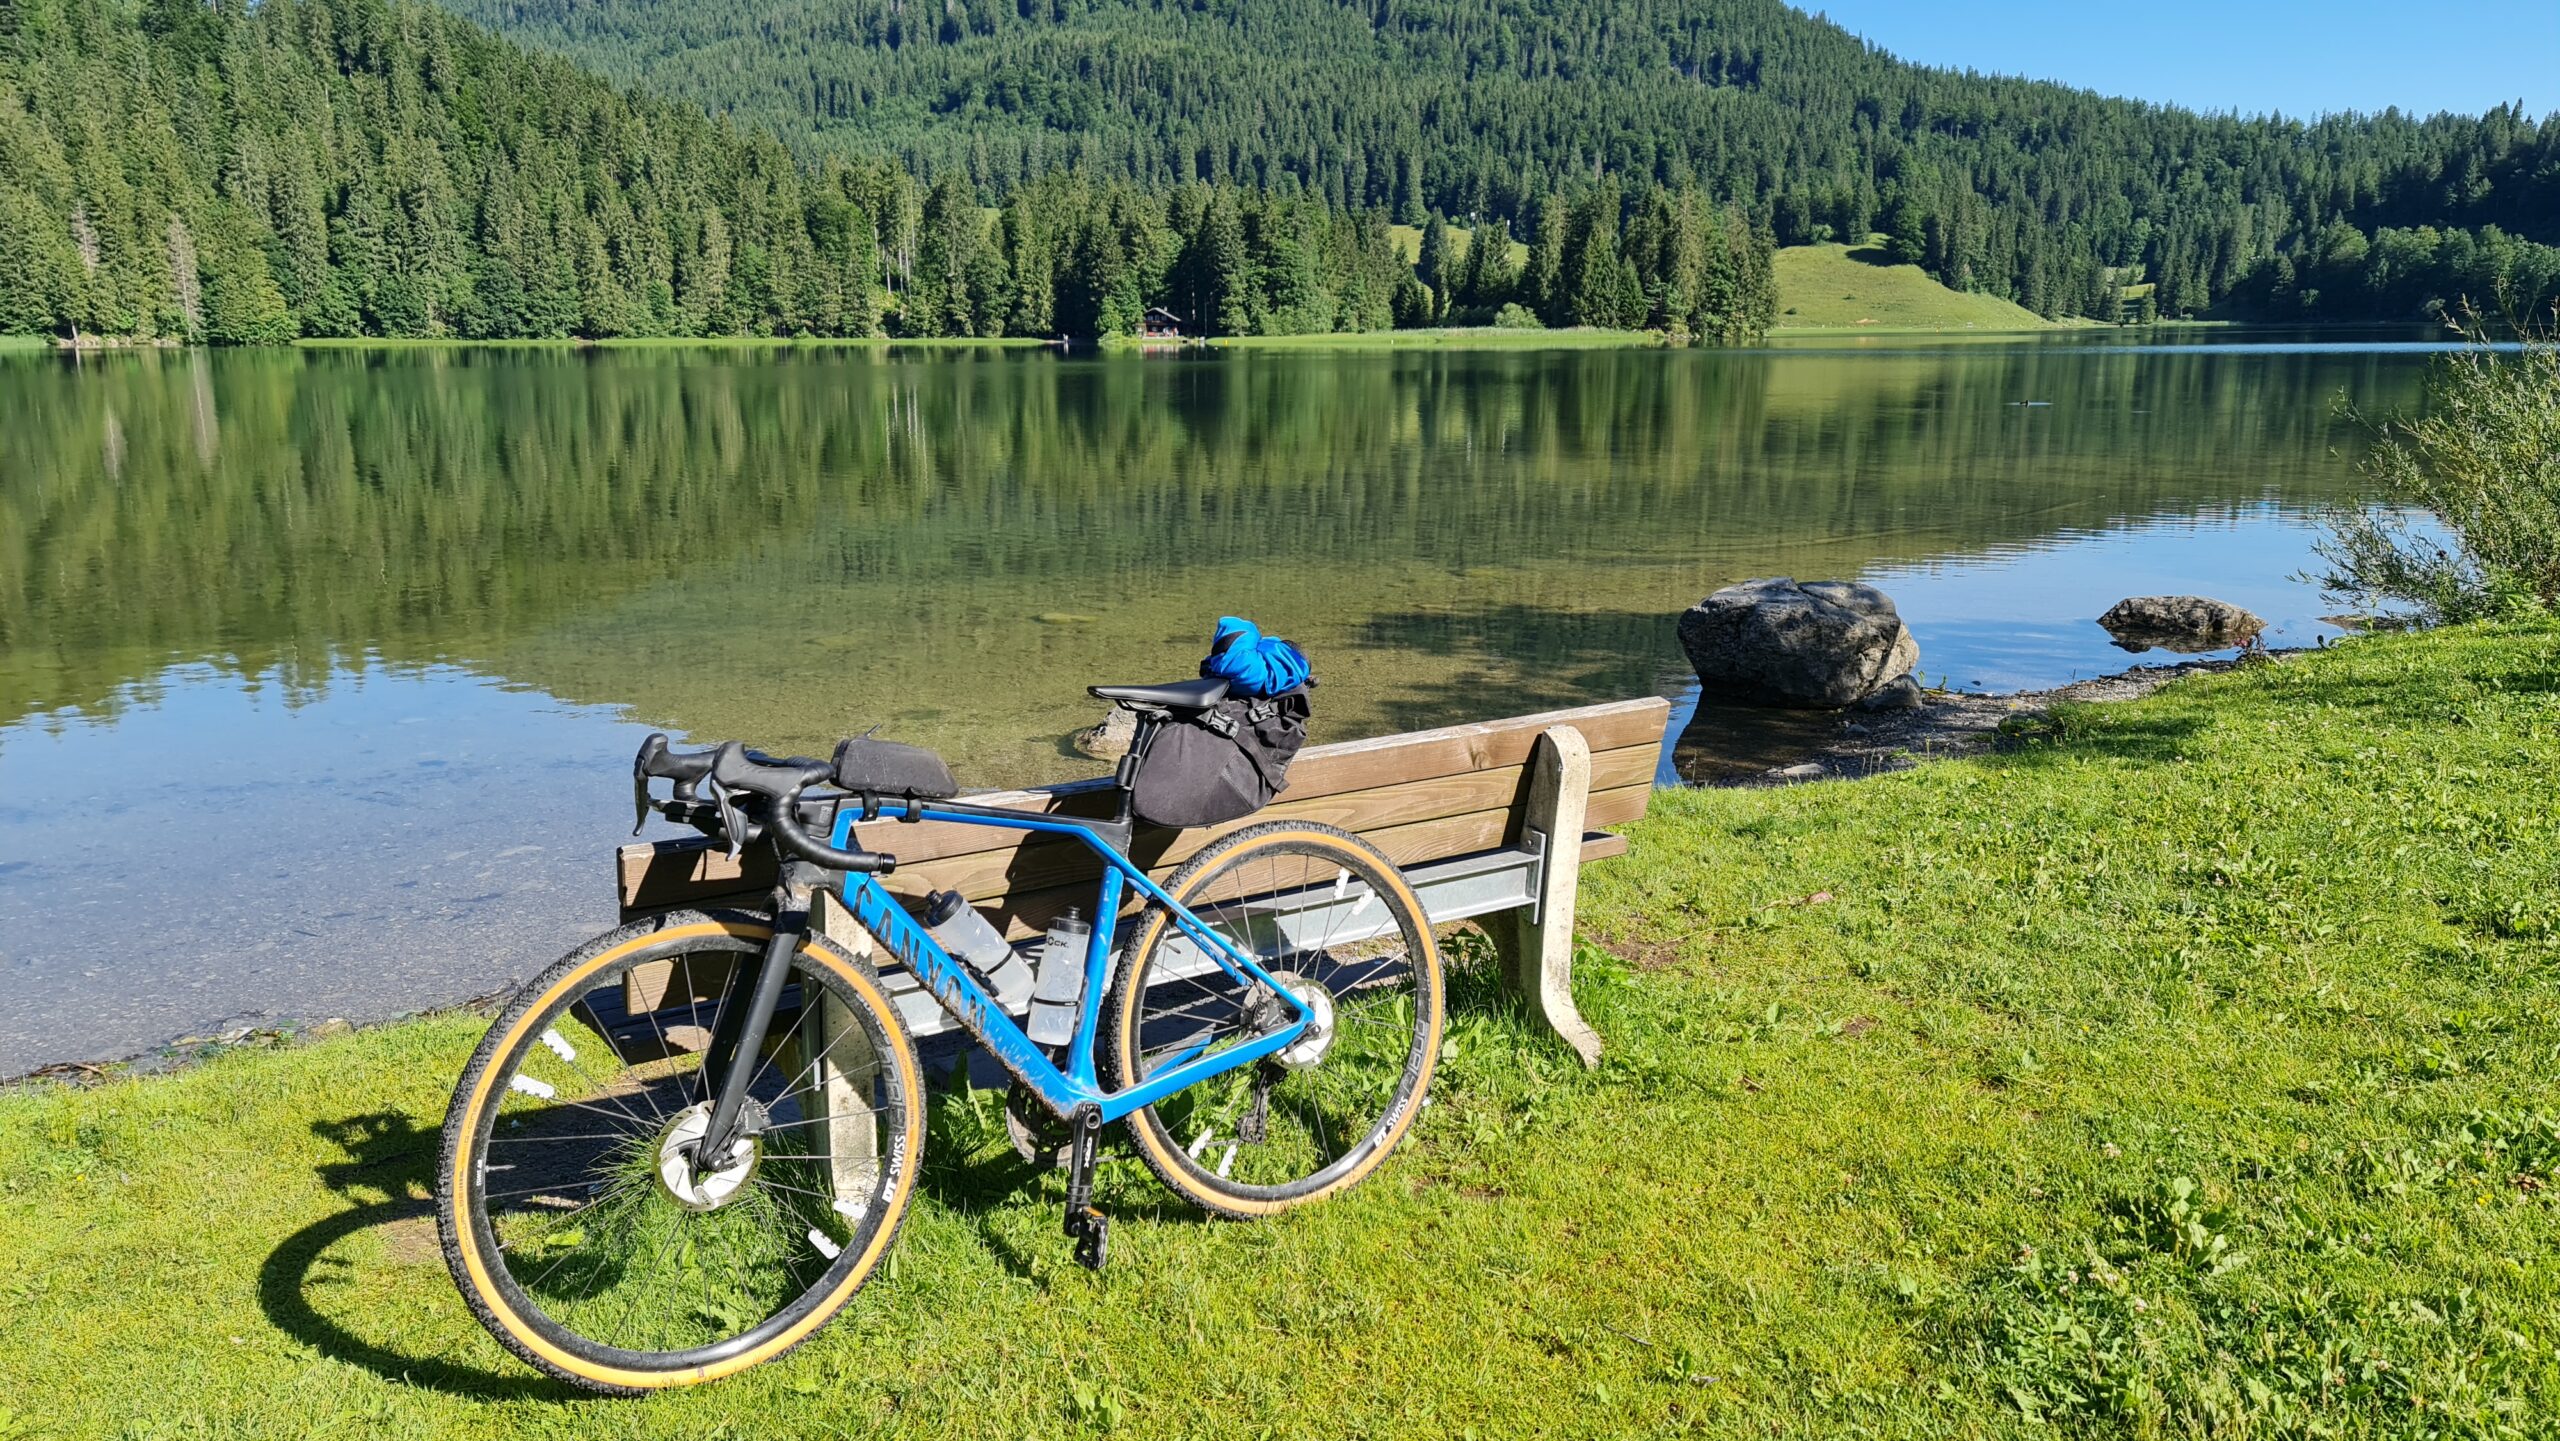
[823,803,1315,1125]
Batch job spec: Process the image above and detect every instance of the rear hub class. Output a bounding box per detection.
[1262,970,1337,1071]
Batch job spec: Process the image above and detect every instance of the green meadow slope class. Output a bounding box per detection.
[1774,242,2060,331]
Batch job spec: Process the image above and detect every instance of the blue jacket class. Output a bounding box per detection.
[1200,616,1311,697]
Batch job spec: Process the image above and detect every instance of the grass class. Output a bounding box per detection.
[1773,241,2062,332]
[292,334,1053,350]
[5,622,2559,1436]
[1387,222,1530,271]
[1207,326,1669,351]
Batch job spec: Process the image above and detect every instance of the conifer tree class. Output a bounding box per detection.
[1416,213,1455,323]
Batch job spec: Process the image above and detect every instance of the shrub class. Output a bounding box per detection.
[2316,308,2560,622]
[1490,302,1542,330]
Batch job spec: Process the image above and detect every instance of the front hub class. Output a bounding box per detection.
[655,1100,766,1211]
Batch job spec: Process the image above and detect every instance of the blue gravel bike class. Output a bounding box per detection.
[436,680,1442,1392]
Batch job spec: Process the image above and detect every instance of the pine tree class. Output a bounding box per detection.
[1882,192,1927,266]
[1523,194,1568,323]
[0,188,81,336]
[1416,213,1455,323]
[999,191,1053,335]
[203,247,295,345]
[1565,182,1623,328]
[1194,191,1254,335]
[910,173,983,336]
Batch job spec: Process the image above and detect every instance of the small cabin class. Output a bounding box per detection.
[1139,307,1185,341]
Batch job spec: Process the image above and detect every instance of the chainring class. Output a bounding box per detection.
[1005,1080,1073,1168]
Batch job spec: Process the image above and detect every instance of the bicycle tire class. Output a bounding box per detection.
[1106,821,1443,1219]
[437,908,924,1393]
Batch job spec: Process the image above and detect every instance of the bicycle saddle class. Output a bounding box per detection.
[1088,677,1231,710]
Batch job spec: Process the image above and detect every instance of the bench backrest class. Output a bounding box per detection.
[619,696,1671,936]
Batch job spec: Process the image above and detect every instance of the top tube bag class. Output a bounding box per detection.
[1129,686,1311,829]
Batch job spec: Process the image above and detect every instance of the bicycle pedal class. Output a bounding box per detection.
[1068,1206,1109,1271]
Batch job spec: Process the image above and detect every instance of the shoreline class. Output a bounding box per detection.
[6,620,2546,1431]
[1681,649,2296,787]
[7,647,2293,1087]
[0,319,2434,357]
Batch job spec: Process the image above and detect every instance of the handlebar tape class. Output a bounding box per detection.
[634,733,895,873]
[708,743,895,874]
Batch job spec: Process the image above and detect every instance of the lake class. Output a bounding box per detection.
[0,332,2438,1071]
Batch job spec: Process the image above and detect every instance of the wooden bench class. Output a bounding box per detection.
[616,697,1672,1065]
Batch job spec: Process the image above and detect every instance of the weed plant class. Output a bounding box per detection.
[2319,308,2560,622]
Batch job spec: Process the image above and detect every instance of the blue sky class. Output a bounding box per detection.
[1803,2,2558,120]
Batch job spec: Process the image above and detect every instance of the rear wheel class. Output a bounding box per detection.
[437,910,924,1392]
[1107,823,1442,1218]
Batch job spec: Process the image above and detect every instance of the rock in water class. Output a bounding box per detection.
[1853,673,1926,712]
[1072,705,1139,761]
[1677,578,1921,708]
[2098,596,2265,653]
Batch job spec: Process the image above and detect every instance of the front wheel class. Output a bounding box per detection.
[437,909,925,1393]
[1107,822,1444,1218]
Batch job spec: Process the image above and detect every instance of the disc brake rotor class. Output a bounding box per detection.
[654,1099,767,1211]
[1262,970,1337,1071]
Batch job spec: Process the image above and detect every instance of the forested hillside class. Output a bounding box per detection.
[437,0,2560,322]
[0,0,1771,343]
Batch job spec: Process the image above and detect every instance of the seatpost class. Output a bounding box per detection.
[1112,711,1159,827]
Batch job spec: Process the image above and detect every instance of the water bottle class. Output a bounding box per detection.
[1026,908,1094,1046]
[921,890,1033,1013]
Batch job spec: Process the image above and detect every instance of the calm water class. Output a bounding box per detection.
[0,333,2435,1069]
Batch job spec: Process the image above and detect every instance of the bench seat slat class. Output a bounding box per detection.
[843,743,1657,909]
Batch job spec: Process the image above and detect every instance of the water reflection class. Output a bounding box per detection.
[0,339,2437,1068]
[2,342,2414,779]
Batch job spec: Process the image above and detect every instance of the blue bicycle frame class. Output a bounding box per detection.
[826,805,1314,1125]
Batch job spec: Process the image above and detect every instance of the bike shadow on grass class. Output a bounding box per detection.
[257,1110,581,1401]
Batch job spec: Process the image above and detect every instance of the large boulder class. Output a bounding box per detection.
[2098,596,2265,654]
[1678,578,1921,709]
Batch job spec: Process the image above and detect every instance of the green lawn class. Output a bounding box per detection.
[1387,222,1530,271]
[4,623,2557,1437]
[1207,326,1668,351]
[1774,241,2062,332]
[292,335,1053,350]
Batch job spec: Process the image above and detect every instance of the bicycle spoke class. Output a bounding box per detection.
[1119,833,1438,1205]
[458,933,914,1370]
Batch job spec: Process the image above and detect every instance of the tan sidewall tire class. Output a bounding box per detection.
[437,911,925,1392]
[1109,823,1442,1220]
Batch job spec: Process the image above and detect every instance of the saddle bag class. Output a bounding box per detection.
[1129,687,1311,829]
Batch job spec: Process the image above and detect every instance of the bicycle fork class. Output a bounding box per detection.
[695,861,827,1169]
[696,858,1121,1270]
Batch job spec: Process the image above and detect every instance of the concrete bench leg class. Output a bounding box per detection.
[1492,725,1603,1068]
[789,891,883,1202]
